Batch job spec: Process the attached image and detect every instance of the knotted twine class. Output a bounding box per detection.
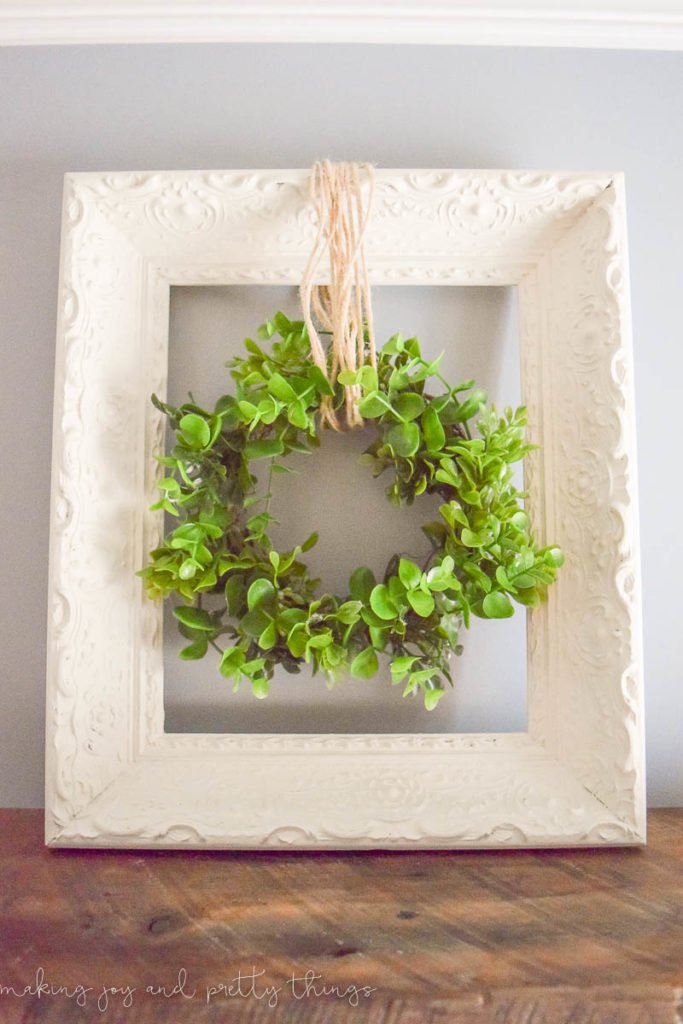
[300,160,377,430]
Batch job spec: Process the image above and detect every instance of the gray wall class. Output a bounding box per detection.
[1,43,681,807]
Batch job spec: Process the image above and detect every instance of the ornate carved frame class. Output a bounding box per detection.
[45,169,644,849]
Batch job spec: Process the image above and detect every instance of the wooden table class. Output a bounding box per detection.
[1,809,682,1023]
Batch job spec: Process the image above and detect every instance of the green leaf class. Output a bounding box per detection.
[219,647,245,678]
[219,556,254,573]
[179,413,211,450]
[514,550,535,573]
[350,646,379,679]
[267,372,297,402]
[424,353,445,377]
[244,438,284,460]
[369,584,399,621]
[170,523,205,545]
[390,655,418,682]
[150,497,180,517]
[388,575,406,605]
[430,399,457,425]
[515,587,542,608]
[243,657,267,675]
[309,365,334,396]
[409,669,437,686]
[244,336,265,356]
[278,608,307,631]
[151,393,178,420]
[287,624,308,658]
[241,607,272,637]
[407,589,435,617]
[349,566,376,604]
[388,367,409,391]
[157,476,180,494]
[178,559,198,580]
[393,393,425,422]
[306,632,333,654]
[301,531,318,552]
[242,370,266,389]
[225,575,246,616]
[463,561,492,593]
[337,369,359,386]
[382,332,404,355]
[496,566,512,590]
[358,365,378,392]
[453,390,487,422]
[246,511,275,536]
[544,546,565,568]
[173,605,215,631]
[461,528,485,548]
[179,637,208,660]
[435,464,460,489]
[287,400,309,429]
[273,311,293,334]
[425,565,456,592]
[422,406,446,453]
[258,396,280,425]
[482,591,514,619]
[424,686,445,711]
[386,421,420,458]
[336,600,362,625]
[369,625,388,649]
[460,490,482,508]
[238,400,258,420]
[251,676,270,699]
[398,558,422,590]
[258,621,277,650]
[258,319,276,339]
[247,578,276,610]
[195,568,217,592]
[198,521,224,539]
[358,391,393,419]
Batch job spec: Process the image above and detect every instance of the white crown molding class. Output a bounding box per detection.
[2,1,683,50]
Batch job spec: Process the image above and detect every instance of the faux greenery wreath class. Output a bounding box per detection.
[140,311,563,710]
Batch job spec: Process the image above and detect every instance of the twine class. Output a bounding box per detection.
[300,160,377,430]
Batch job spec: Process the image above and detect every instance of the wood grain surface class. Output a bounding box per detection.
[0,809,681,1023]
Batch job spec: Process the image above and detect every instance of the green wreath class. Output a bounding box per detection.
[140,311,563,710]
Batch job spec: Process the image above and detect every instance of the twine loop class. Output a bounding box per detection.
[300,160,377,430]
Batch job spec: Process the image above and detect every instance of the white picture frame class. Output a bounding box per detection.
[46,169,645,849]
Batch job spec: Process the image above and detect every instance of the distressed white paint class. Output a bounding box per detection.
[45,169,644,849]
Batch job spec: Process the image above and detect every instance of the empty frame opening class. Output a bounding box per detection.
[162,284,527,734]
